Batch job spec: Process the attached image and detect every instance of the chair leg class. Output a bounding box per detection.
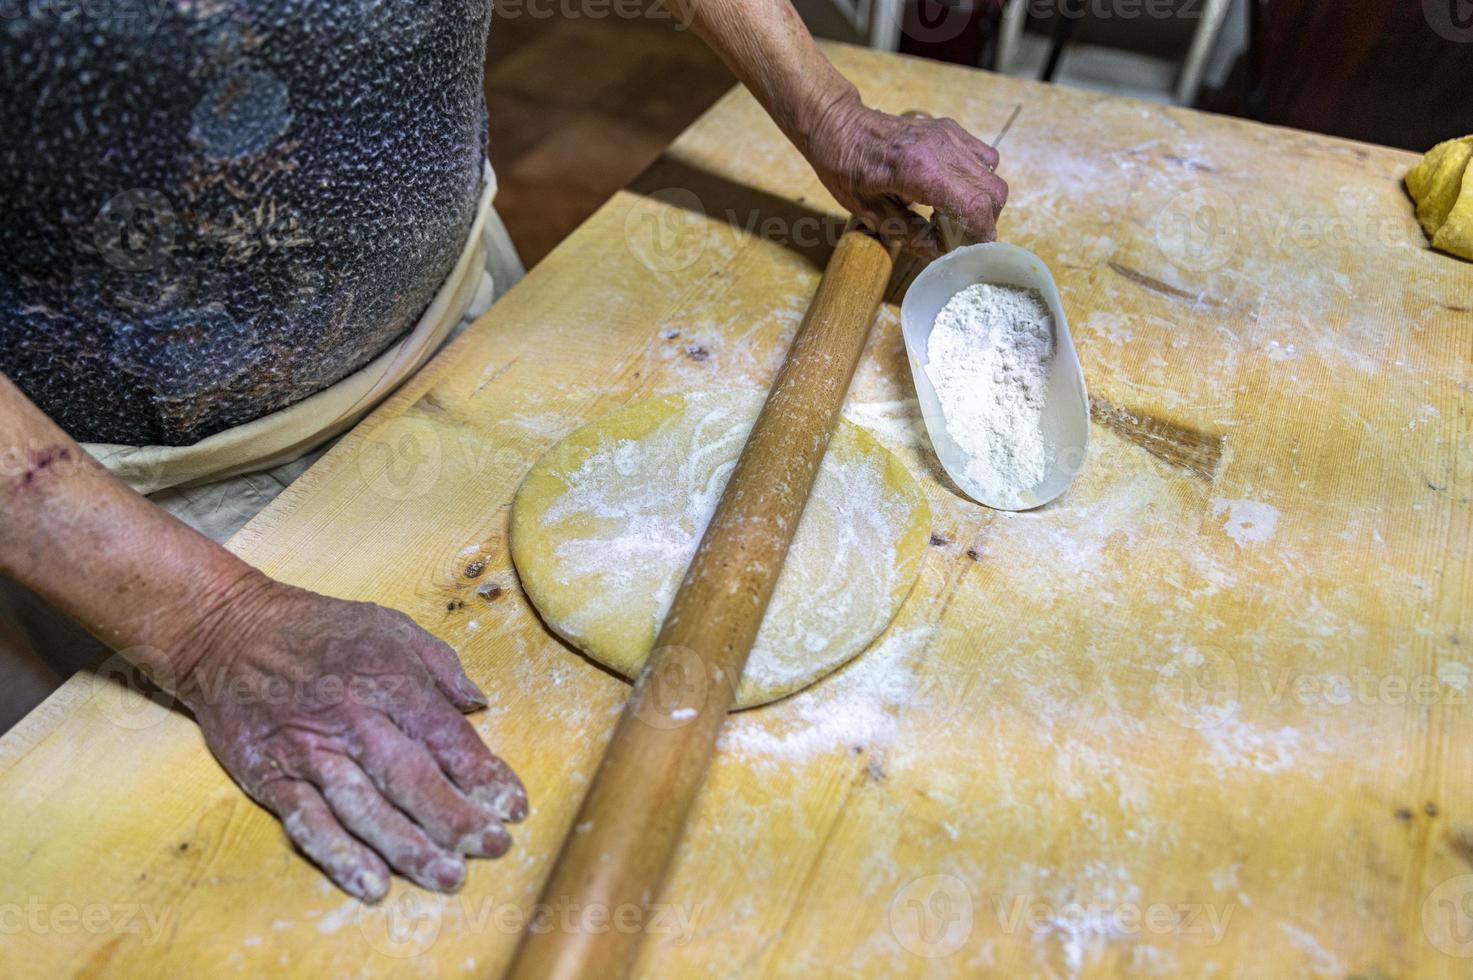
[868,0,903,52]
[996,0,1027,73]
[1175,0,1233,105]
[1039,8,1077,82]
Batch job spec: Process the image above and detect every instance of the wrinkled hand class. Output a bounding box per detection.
[805,94,1009,257]
[174,578,527,902]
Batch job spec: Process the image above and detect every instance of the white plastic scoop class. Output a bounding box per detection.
[899,242,1090,511]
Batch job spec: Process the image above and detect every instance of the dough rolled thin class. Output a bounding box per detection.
[510,391,931,708]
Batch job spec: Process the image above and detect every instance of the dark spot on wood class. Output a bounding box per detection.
[1108,261,1221,307]
[929,533,949,547]
[464,559,486,579]
[1164,154,1215,173]
[446,600,465,612]
[850,745,864,755]
[1442,304,1470,313]
[1448,827,1473,868]
[683,344,709,362]
[1427,802,1440,818]
[476,581,503,601]
[660,328,680,340]
[178,841,189,851]
[965,548,981,561]
[1090,397,1224,481]
[1395,807,1413,821]
[413,389,449,416]
[473,353,523,395]
[864,759,886,783]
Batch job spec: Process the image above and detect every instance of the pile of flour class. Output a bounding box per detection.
[925,283,1055,504]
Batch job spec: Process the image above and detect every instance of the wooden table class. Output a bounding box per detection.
[2,42,1470,978]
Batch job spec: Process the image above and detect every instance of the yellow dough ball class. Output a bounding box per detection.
[1405,136,1473,260]
[1432,160,1473,259]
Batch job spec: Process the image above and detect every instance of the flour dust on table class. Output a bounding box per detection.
[509,391,931,708]
[925,283,1056,508]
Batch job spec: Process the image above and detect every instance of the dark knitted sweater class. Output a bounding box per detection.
[0,1,491,445]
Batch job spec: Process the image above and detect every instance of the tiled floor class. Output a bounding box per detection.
[483,6,735,266]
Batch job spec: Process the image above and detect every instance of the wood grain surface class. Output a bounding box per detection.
[1,42,1470,978]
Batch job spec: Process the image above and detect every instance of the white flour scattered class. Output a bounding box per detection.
[925,283,1055,505]
[717,624,935,766]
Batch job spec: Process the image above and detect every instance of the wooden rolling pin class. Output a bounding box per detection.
[506,220,900,979]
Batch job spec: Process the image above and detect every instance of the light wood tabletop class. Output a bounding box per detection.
[2,42,1470,978]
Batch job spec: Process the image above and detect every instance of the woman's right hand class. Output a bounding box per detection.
[174,575,528,901]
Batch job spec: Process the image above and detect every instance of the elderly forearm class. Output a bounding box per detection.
[669,0,858,148]
[0,373,265,684]
[668,0,1009,251]
[1,373,528,901]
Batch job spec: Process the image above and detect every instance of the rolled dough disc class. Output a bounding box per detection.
[510,391,931,708]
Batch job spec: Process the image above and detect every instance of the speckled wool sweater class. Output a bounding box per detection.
[0,1,492,446]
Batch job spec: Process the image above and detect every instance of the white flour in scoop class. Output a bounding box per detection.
[925,283,1055,504]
